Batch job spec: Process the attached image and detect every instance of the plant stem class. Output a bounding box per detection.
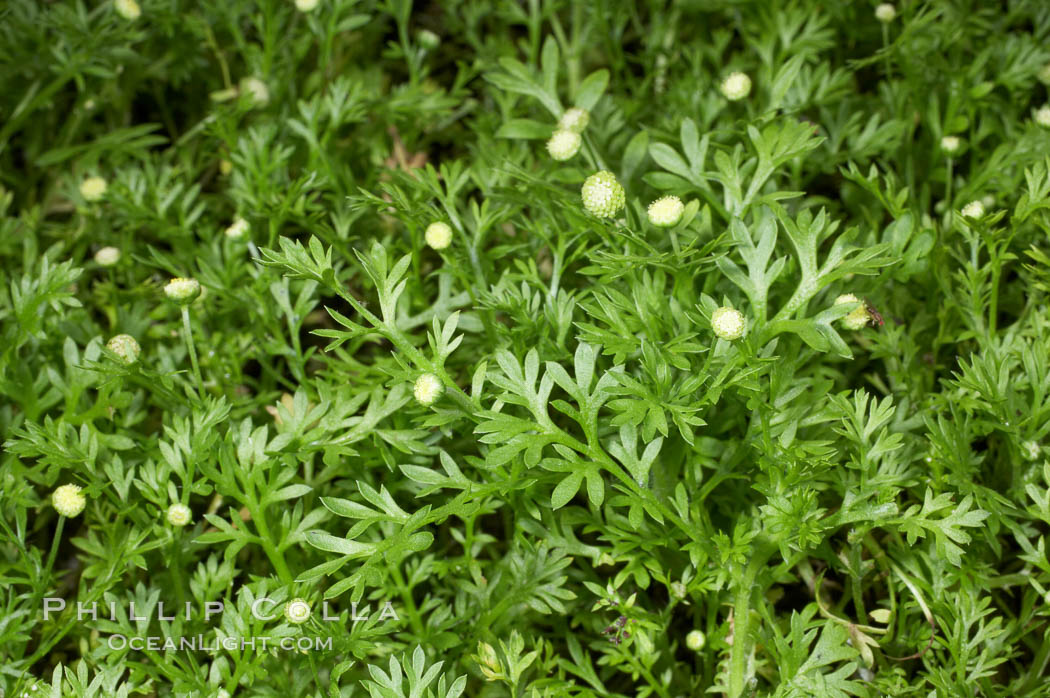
[728,541,773,698]
[251,501,293,586]
[181,306,206,398]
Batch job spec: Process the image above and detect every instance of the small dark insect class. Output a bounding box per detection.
[864,299,884,327]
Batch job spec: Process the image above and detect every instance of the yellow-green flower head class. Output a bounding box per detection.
[80,176,107,202]
[835,293,872,330]
[53,484,86,518]
[546,129,582,161]
[225,217,249,239]
[720,72,751,101]
[94,246,121,266]
[114,0,141,20]
[417,29,440,50]
[295,0,320,11]
[940,136,961,154]
[284,598,311,624]
[686,629,706,651]
[557,107,590,134]
[670,581,687,599]
[874,3,896,22]
[961,200,985,219]
[413,373,444,405]
[1035,106,1050,128]
[1039,63,1050,85]
[581,170,625,218]
[106,334,141,364]
[647,195,684,227]
[425,221,453,250]
[166,503,192,527]
[164,277,201,304]
[711,306,746,340]
[239,77,270,107]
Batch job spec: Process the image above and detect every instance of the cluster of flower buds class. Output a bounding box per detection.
[546,107,590,161]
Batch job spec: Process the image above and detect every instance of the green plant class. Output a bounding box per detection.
[4,1,1050,696]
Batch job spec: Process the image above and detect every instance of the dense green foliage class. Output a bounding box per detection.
[5,0,1050,695]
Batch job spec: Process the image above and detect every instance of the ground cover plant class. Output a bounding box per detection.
[4,0,1050,695]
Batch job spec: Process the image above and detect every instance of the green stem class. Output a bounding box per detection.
[181,306,206,398]
[388,561,425,638]
[251,500,293,585]
[728,542,773,698]
[41,517,65,598]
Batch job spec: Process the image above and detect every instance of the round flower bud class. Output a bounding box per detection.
[874,3,896,22]
[284,598,311,624]
[53,484,86,518]
[1039,63,1050,86]
[106,334,141,364]
[581,170,625,218]
[711,306,746,340]
[239,77,270,107]
[80,176,108,202]
[835,293,872,331]
[1023,440,1042,461]
[670,581,687,600]
[225,217,249,239]
[413,373,443,406]
[557,107,590,134]
[961,200,985,219]
[166,503,192,527]
[417,29,440,50]
[425,222,453,250]
[1036,106,1050,128]
[647,195,685,227]
[164,277,201,304]
[546,129,582,161]
[114,0,141,20]
[295,0,319,11]
[720,72,752,101]
[94,246,121,266]
[686,630,706,651]
[940,136,961,154]
[219,159,233,176]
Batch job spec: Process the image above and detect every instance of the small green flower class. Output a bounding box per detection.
[225,217,249,239]
[557,107,590,134]
[284,598,311,624]
[53,484,86,518]
[239,77,270,107]
[80,176,107,202]
[686,629,706,651]
[94,246,121,266]
[647,195,684,227]
[164,277,202,305]
[835,293,872,330]
[106,334,141,364]
[114,0,141,20]
[425,222,453,250]
[720,72,751,101]
[546,129,581,161]
[1036,106,1050,128]
[961,200,985,219]
[874,3,896,22]
[581,171,625,218]
[413,373,443,405]
[166,503,192,527]
[711,306,746,340]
